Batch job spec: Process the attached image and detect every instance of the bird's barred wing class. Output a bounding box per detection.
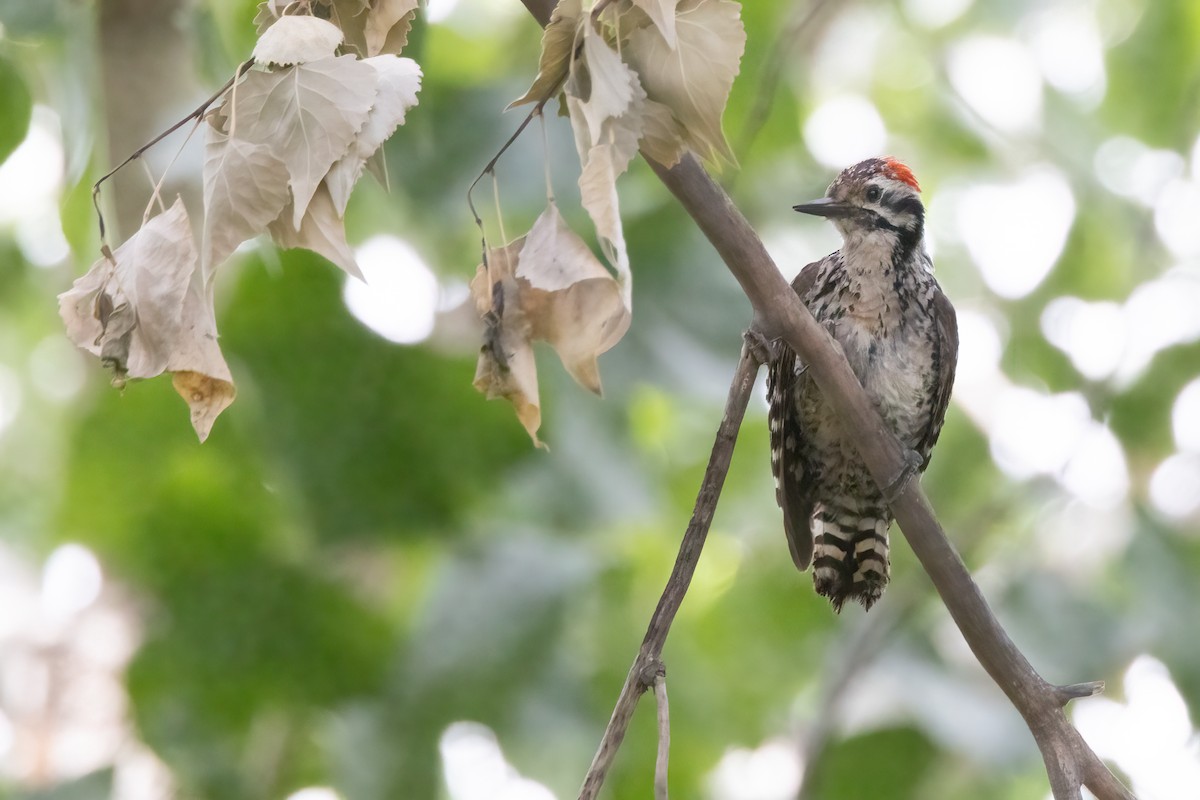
[768,262,823,571]
[916,288,959,467]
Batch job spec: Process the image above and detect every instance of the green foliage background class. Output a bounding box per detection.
[0,0,1198,798]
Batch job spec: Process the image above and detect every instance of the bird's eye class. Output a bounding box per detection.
[865,186,881,203]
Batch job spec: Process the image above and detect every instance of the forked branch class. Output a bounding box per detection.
[578,338,761,799]
[517,1,1136,798]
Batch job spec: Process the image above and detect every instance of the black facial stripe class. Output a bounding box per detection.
[874,215,902,233]
[885,195,925,222]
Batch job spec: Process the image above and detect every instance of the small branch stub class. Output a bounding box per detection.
[653,671,670,800]
[1055,681,1105,706]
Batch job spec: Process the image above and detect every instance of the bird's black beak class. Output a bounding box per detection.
[792,197,854,218]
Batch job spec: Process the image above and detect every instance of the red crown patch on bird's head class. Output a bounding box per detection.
[881,157,920,192]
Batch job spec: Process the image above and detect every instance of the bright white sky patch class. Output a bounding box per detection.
[1059,424,1129,509]
[1039,501,1132,576]
[0,364,21,437]
[0,709,12,759]
[956,168,1075,299]
[708,738,803,800]
[0,106,70,267]
[810,7,886,92]
[440,722,556,800]
[344,235,439,344]
[803,95,887,170]
[1119,271,1200,383]
[989,388,1090,479]
[986,386,1129,507]
[953,307,1003,394]
[286,788,342,800]
[947,36,1042,134]
[425,0,460,23]
[1025,6,1106,103]
[1154,179,1200,258]
[1094,136,1184,207]
[29,335,87,404]
[41,543,103,623]
[902,0,973,29]
[424,0,523,34]
[1173,378,1200,453]
[1149,454,1200,520]
[1041,297,1126,381]
[1074,656,1200,799]
[0,107,63,224]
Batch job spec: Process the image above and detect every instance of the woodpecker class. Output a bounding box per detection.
[767,157,958,612]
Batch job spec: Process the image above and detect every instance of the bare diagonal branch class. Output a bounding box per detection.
[516,2,1135,798]
[577,339,761,800]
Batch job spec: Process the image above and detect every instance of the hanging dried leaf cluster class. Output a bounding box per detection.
[474,0,745,444]
[60,3,422,441]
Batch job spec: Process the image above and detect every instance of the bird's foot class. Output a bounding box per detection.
[743,328,778,366]
[882,448,924,507]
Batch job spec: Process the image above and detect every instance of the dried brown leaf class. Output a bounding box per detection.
[625,0,744,163]
[577,22,640,144]
[631,0,680,48]
[325,55,422,215]
[168,275,236,442]
[268,181,362,279]
[518,204,629,393]
[253,0,290,36]
[58,198,236,441]
[201,123,291,275]
[470,240,544,448]
[563,31,645,295]
[252,15,343,65]
[508,0,582,109]
[232,56,377,228]
[638,97,685,167]
[364,0,418,56]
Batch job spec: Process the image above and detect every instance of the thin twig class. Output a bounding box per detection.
[577,338,763,800]
[517,2,1135,798]
[465,102,547,231]
[91,58,254,245]
[653,671,670,800]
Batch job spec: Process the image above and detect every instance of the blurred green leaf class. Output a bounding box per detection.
[809,726,939,799]
[0,54,31,166]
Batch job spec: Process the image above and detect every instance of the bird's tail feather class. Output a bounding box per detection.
[811,501,891,611]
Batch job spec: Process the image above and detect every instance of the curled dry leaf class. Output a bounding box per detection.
[471,205,631,447]
[252,15,344,66]
[562,23,647,298]
[269,182,362,279]
[252,0,291,36]
[202,49,420,279]
[57,198,236,441]
[363,0,419,56]
[471,239,543,447]
[632,0,681,49]
[231,55,376,229]
[325,55,422,216]
[508,0,582,109]
[518,204,630,393]
[637,97,686,168]
[201,121,291,275]
[577,22,640,144]
[168,275,236,442]
[327,0,417,57]
[625,0,745,164]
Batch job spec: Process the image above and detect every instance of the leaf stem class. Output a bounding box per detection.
[91,58,255,245]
